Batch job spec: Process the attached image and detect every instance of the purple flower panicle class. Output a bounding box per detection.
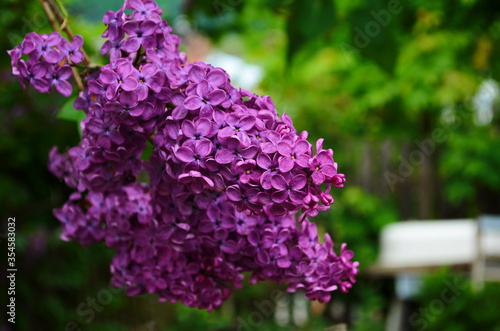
[9,0,357,311]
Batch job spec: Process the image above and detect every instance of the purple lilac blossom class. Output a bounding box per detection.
[8,0,358,311]
[8,31,85,96]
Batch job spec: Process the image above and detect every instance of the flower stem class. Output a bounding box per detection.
[39,0,93,92]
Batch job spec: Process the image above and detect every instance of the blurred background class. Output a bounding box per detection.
[1,0,500,330]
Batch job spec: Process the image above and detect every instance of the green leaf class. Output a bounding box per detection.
[57,96,86,136]
[57,97,85,122]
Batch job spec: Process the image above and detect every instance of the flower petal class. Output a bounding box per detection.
[226,186,243,202]
[176,147,195,162]
[271,174,287,190]
[290,175,306,190]
[207,89,226,106]
[181,120,195,137]
[184,96,203,110]
[195,140,213,157]
[215,148,234,164]
[278,156,294,172]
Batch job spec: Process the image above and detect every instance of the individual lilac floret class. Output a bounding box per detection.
[99,59,139,99]
[61,35,85,63]
[184,80,227,117]
[122,20,157,53]
[126,0,163,23]
[102,8,126,42]
[25,31,62,63]
[46,65,73,96]
[15,61,50,92]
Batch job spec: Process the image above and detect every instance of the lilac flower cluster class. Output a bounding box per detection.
[9,0,358,310]
[8,32,84,97]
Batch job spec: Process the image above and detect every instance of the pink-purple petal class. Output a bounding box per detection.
[176,147,195,162]
[239,115,255,130]
[181,120,195,137]
[278,157,294,172]
[207,89,226,106]
[271,174,287,190]
[290,175,307,190]
[184,96,203,110]
[294,140,309,155]
[195,140,213,157]
[54,80,72,96]
[226,186,243,201]
[277,142,292,156]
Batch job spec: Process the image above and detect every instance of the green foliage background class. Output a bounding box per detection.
[414,269,500,331]
[1,0,499,330]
